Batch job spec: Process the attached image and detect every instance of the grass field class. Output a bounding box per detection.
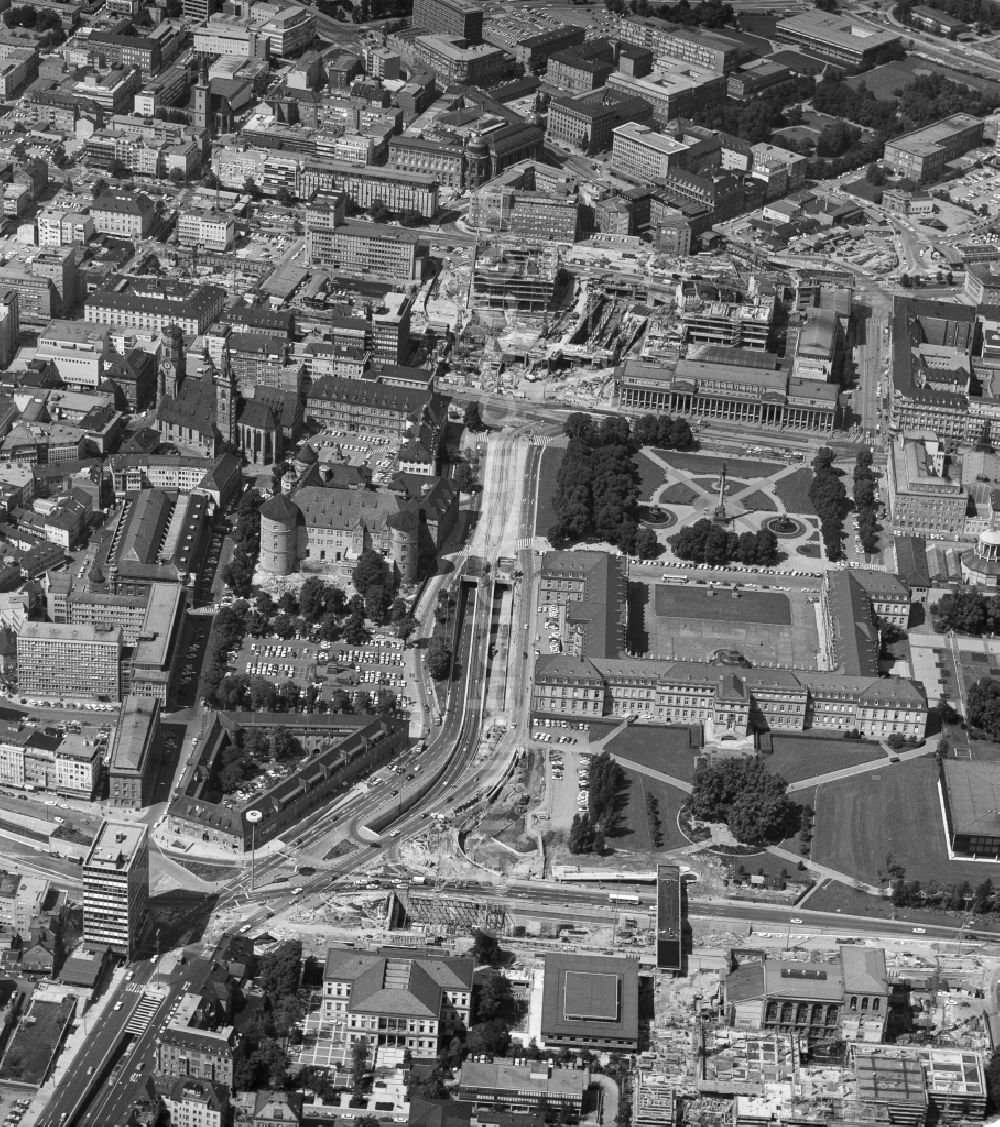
[635,450,664,500]
[742,490,777,511]
[656,452,782,478]
[656,585,791,626]
[616,766,690,853]
[844,56,1000,102]
[765,735,885,785]
[805,880,974,927]
[534,445,563,537]
[661,482,699,505]
[607,726,696,782]
[774,469,816,516]
[811,758,1000,886]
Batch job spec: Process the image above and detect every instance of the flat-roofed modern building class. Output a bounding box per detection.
[413,0,483,42]
[82,820,149,959]
[607,65,726,125]
[883,114,984,183]
[17,621,122,702]
[775,11,902,67]
[611,123,692,181]
[540,953,640,1051]
[887,430,968,537]
[108,695,160,809]
[305,219,427,282]
[458,1061,589,1115]
[941,758,1000,857]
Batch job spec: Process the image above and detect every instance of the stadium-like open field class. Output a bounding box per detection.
[642,581,818,666]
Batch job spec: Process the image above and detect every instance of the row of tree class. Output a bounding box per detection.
[690,756,790,847]
[669,518,779,567]
[221,488,264,598]
[202,603,249,704]
[233,940,305,1090]
[969,677,1000,742]
[853,451,880,554]
[549,414,642,551]
[809,447,848,562]
[631,413,695,451]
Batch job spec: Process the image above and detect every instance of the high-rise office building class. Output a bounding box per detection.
[0,289,19,369]
[83,820,149,959]
[412,0,482,42]
[16,622,122,702]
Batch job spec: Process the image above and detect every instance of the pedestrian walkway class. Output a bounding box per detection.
[609,753,693,795]
[787,743,927,793]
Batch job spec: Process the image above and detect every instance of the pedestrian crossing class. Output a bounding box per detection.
[125,991,164,1036]
[516,537,536,550]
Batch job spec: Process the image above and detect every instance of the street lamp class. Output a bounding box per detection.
[246,809,263,893]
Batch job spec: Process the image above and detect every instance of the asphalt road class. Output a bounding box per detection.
[37,962,155,1127]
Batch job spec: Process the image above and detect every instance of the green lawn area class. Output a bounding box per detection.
[806,880,972,928]
[656,452,782,478]
[0,998,75,1086]
[607,725,696,782]
[742,490,777,512]
[534,445,563,537]
[614,766,690,853]
[766,735,885,786]
[774,469,816,516]
[635,450,664,500]
[661,482,699,505]
[811,757,1000,886]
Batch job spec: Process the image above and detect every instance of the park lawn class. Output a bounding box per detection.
[742,490,777,512]
[635,450,664,500]
[661,482,699,505]
[766,735,885,786]
[774,468,816,516]
[607,725,696,782]
[811,757,1000,886]
[655,452,782,478]
[614,767,690,853]
[534,445,563,537]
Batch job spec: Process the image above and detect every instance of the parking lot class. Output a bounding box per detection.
[530,718,593,831]
[0,1091,32,1126]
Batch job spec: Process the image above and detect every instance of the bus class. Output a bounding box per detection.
[609,892,640,904]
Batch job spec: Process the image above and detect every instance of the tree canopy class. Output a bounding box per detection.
[969,678,1000,741]
[933,588,1000,635]
[690,756,790,846]
[669,519,779,567]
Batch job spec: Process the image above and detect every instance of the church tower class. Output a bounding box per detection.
[208,326,236,446]
[192,54,210,133]
[160,323,184,401]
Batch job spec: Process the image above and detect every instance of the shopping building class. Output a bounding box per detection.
[82,820,149,959]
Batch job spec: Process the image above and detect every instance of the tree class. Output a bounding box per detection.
[690,757,790,846]
[470,929,510,967]
[477,971,515,1019]
[634,526,660,560]
[426,636,452,680]
[466,1019,510,1057]
[353,549,392,599]
[299,576,328,620]
[453,462,475,493]
[365,583,392,624]
[344,609,369,646]
[865,162,886,186]
[464,401,486,432]
[568,811,595,854]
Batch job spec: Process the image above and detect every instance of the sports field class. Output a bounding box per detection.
[645,582,815,666]
[811,758,1000,886]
